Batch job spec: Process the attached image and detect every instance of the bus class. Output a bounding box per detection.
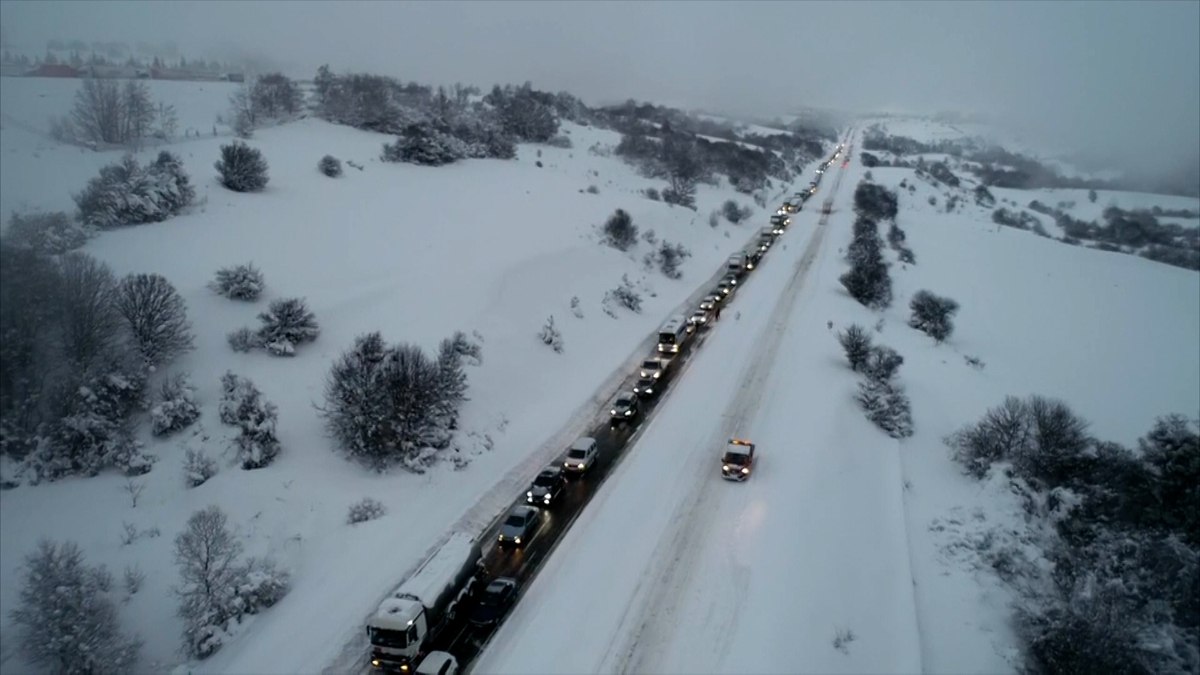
[657,314,690,354]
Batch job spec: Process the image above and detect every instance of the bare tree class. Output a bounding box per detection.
[116,273,194,366]
[70,78,124,145]
[174,505,245,658]
[57,253,122,373]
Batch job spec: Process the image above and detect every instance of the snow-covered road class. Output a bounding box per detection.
[475,135,932,674]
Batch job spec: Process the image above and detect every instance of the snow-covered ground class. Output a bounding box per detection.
[0,77,791,674]
[477,127,1200,673]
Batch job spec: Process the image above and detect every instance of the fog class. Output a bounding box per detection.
[2,0,1197,186]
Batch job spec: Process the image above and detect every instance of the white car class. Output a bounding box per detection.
[563,437,598,474]
[415,652,459,675]
[699,294,720,311]
[688,308,709,330]
[640,358,668,379]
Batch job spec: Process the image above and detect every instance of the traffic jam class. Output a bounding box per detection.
[364,144,848,675]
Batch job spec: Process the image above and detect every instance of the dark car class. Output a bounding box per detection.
[633,377,659,398]
[468,577,518,628]
[610,392,641,425]
[497,505,541,549]
[526,466,566,507]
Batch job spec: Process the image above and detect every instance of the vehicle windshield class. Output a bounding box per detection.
[567,448,587,459]
[722,452,750,465]
[368,626,407,649]
[616,397,633,407]
[636,379,653,388]
[533,473,557,487]
[642,361,660,370]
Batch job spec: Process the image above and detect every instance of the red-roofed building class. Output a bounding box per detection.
[27,64,80,78]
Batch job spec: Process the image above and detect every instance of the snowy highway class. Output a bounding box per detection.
[472,134,930,674]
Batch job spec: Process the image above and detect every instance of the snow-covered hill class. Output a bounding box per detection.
[0,76,793,674]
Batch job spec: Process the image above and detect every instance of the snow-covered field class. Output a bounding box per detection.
[478,128,1200,673]
[0,77,790,674]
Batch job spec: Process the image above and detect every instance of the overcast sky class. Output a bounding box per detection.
[2,1,1197,180]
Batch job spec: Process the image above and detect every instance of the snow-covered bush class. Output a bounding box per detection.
[603,274,642,314]
[946,396,1089,485]
[74,152,195,228]
[183,448,218,488]
[218,372,281,470]
[236,557,291,614]
[256,297,319,356]
[151,373,200,436]
[211,262,264,301]
[643,187,660,201]
[11,539,142,673]
[215,142,269,192]
[655,240,691,279]
[570,296,584,318]
[602,208,638,251]
[837,324,873,372]
[226,327,262,353]
[381,122,466,166]
[856,377,913,439]
[586,184,599,194]
[661,182,696,209]
[974,183,996,207]
[853,181,899,221]
[863,345,904,382]
[322,331,473,471]
[3,210,91,254]
[318,154,343,177]
[840,214,892,309]
[117,273,194,366]
[721,199,752,224]
[347,497,387,524]
[908,290,959,343]
[539,315,563,353]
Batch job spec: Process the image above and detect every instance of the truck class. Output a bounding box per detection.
[367,533,484,672]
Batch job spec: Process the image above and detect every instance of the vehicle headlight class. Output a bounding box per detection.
[742,468,750,474]
[723,465,731,471]
[624,410,632,416]
[544,495,552,504]
[514,536,521,544]
[577,463,585,469]
[527,491,533,498]
[372,660,381,668]
[611,409,617,415]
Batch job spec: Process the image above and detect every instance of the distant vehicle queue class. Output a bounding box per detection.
[364,143,847,674]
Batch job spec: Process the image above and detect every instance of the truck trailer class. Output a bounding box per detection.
[367,533,484,672]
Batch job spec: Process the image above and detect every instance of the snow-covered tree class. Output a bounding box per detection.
[603,208,638,251]
[656,240,691,279]
[838,324,873,372]
[3,210,91,254]
[11,540,142,674]
[856,377,913,439]
[116,273,194,366]
[174,506,244,658]
[211,262,264,301]
[218,372,280,469]
[183,448,218,488]
[151,372,200,436]
[318,154,342,177]
[215,142,269,192]
[863,345,904,383]
[74,153,194,228]
[381,122,466,166]
[256,297,319,355]
[250,73,302,119]
[908,290,959,343]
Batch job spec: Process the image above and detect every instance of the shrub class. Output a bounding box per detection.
[215,142,269,192]
[722,199,752,224]
[840,216,892,309]
[150,373,200,436]
[381,122,466,166]
[538,315,563,353]
[856,378,914,439]
[183,448,218,488]
[662,182,696,209]
[837,324,873,372]
[974,184,996,207]
[75,152,195,228]
[116,273,194,366]
[347,497,387,524]
[227,327,262,353]
[218,372,281,470]
[908,290,959,342]
[604,275,642,314]
[256,298,319,356]
[3,210,91,254]
[602,208,638,251]
[211,263,264,301]
[250,73,302,119]
[586,184,599,194]
[946,395,1089,486]
[11,540,142,673]
[853,182,898,221]
[656,241,691,279]
[644,187,660,201]
[863,345,903,382]
[322,332,471,471]
[318,155,343,177]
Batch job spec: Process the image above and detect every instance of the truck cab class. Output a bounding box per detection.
[721,438,755,481]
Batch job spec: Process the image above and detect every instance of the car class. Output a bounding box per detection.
[497,505,541,548]
[792,192,806,202]
[748,249,764,267]
[782,200,798,214]
[467,578,518,628]
[717,279,736,297]
[526,466,566,507]
[688,308,710,330]
[756,238,771,253]
[640,358,668,379]
[415,652,459,675]
[633,377,659,397]
[563,436,598,474]
[699,294,721,311]
[721,438,756,481]
[610,392,640,425]
[721,272,740,288]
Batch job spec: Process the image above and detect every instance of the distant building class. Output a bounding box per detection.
[27,63,80,78]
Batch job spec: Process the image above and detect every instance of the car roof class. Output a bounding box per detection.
[486,577,516,592]
[509,505,538,518]
[415,652,456,675]
[616,392,636,402]
[537,466,562,478]
[569,436,595,450]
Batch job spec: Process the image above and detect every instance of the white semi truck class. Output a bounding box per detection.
[367,533,484,672]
